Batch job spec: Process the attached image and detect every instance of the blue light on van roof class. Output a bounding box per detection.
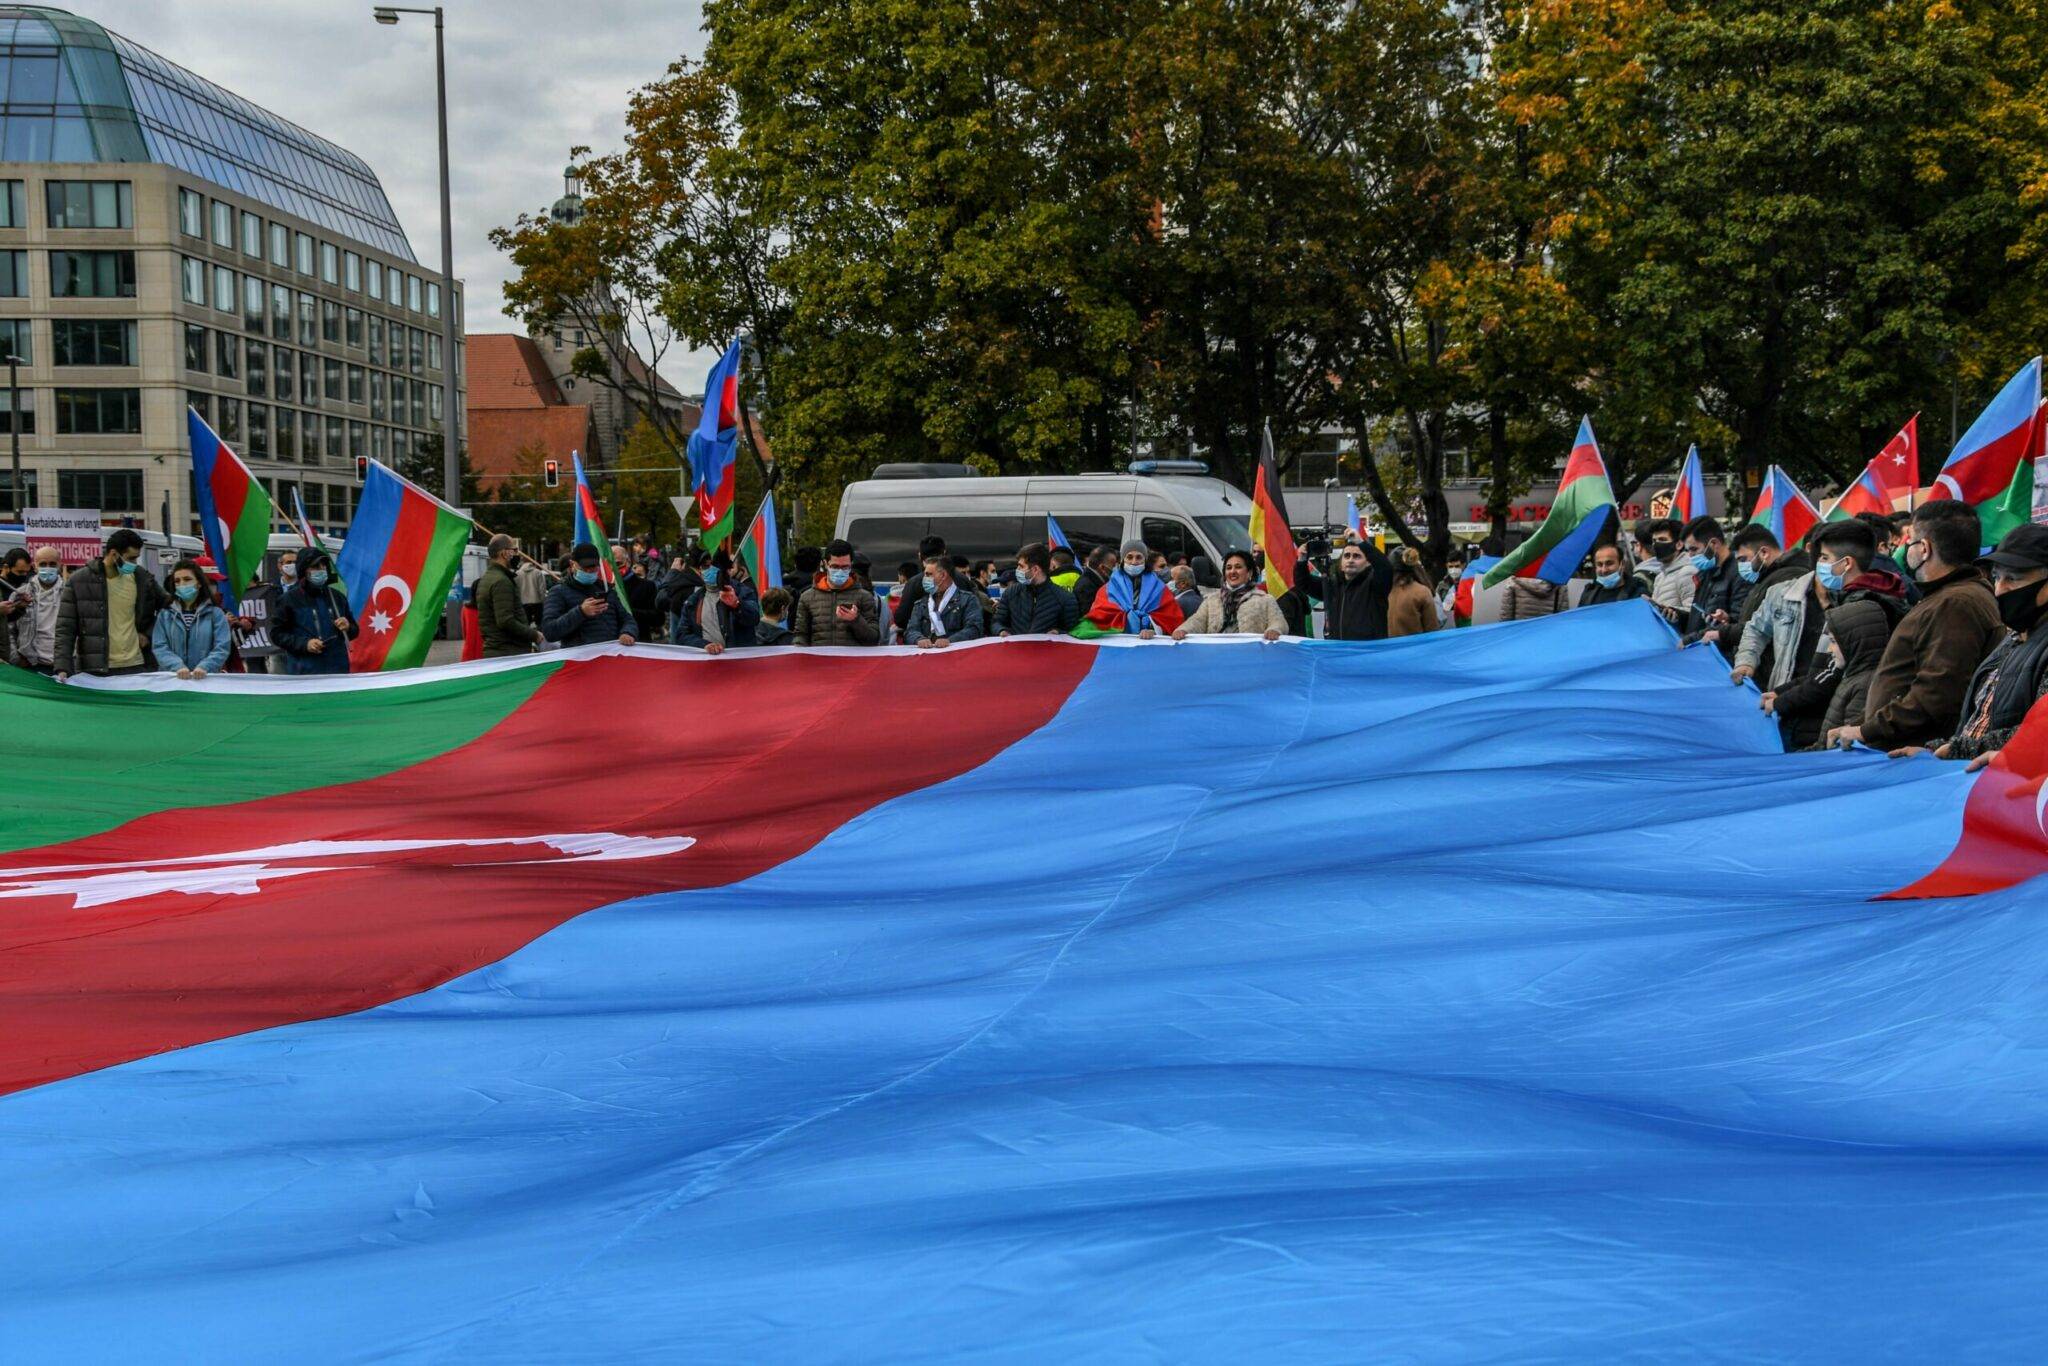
[1128,460,1210,476]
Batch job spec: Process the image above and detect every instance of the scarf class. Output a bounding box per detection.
[1219,581,1258,633]
[925,582,958,638]
[1103,568,1165,632]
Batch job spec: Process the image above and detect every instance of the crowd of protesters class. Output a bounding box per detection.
[8,497,2046,775]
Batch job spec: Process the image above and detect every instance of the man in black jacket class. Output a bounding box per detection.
[1904,524,2048,764]
[1296,538,1393,641]
[611,541,665,644]
[1067,545,1115,618]
[1577,543,1644,607]
[997,542,1079,635]
[1682,516,1746,656]
[542,543,638,648]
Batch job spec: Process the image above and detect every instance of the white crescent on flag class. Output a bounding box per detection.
[372,574,413,616]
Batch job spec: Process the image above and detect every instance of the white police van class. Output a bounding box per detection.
[833,461,1256,586]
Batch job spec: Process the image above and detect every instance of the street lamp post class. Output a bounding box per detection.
[5,352,22,520]
[374,5,461,509]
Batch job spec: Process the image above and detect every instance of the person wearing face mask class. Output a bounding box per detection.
[1295,535,1392,641]
[272,548,359,675]
[150,559,233,680]
[0,547,32,667]
[1833,499,2001,750]
[52,528,166,680]
[1891,525,2048,765]
[904,553,986,648]
[1577,542,1643,607]
[793,539,881,646]
[1078,540,1185,639]
[1173,549,1285,641]
[612,541,665,645]
[1677,516,1745,655]
[476,534,542,658]
[541,542,638,650]
[1853,511,1921,606]
[6,546,67,674]
[674,548,760,653]
[1730,525,1824,690]
[996,542,1080,636]
[1766,533,1910,751]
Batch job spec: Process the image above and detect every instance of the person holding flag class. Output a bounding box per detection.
[272,548,356,676]
[543,543,639,649]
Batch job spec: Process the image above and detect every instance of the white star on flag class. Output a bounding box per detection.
[368,610,393,634]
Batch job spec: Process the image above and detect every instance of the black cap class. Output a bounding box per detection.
[570,542,602,566]
[1985,524,2048,572]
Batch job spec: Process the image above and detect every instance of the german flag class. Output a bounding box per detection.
[1248,422,1298,596]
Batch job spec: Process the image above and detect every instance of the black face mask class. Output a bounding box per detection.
[1996,582,2048,634]
[1651,540,1675,560]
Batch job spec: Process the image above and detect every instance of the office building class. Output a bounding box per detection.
[0,5,462,537]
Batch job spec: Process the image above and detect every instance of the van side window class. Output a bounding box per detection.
[1043,516,1123,558]
[845,518,928,570]
[1140,518,1199,562]
[920,516,1029,560]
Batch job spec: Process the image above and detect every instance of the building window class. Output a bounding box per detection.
[187,390,209,424]
[215,331,240,381]
[550,329,561,351]
[320,241,338,285]
[348,421,365,465]
[208,199,232,247]
[217,395,242,443]
[300,358,318,407]
[429,384,443,422]
[324,357,342,401]
[44,181,132,230]
[178,188,203,238]
[243,274,264,333]
[269,221,289,266]
[367,314,384,365]
[0,180,22,228]
[297,292,316,347]
[410,379,425,428]
[58,469,143,513]
[300,406,321,460]
[427,333,442,371]
[50,251,135,298]
[180,255,204,304]
[0,467,35,515]
[245,340,268,396]
[247,401,269,457]
[212,263,236,314]
[275,406,297,463]
[322,298,340,343]
[183,323,208,373]
[240,210,262,258]
[387,264,402,303]
[52,319,137,367]
[406,274,422,312]
[345,306,362,349]
[273,347,294,401]
[0,251,23,298]
[0,387,34,434]
[0,318,30,365]
[392,428,411,463]
[346,364,364,405]
[344,251,361,292]
[295,232,314,275]
[53,388,143,435]
[271,283,291,341]
[371,424,388,462]
[326,415,344,461]
[426,281,441,319]
[369,368,386,420]
[367,261,383,301]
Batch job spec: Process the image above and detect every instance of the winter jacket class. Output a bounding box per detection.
[1174,586,1204,620]
[1771,572,1910,745]
[54,561,167,676]
[150,603,234,673]
[476,562,538,658]
[793,574,881,646]
[273,581,358,675]
[1735,570,1823,689]
[1859,565,2002,749]
[1578,575,1645,608]
[6,572,62,669]
[1501,578,1569,621]
[674,579,761,649]
[1178,585,1287,636]
[755,617,792,647]
[1649,559,1697,625]
[1687,554,1747,654]
[1067,568,1109,618]
[619,572,664,645]
[1385,579,1440,637]
[1298,541,1392,641]
[903,582,986,645]
[1945,626,2048,761]
[542,578,636,649]
[515,560,546,608]
[1870,552,1922,606]
[995,579,1080,636]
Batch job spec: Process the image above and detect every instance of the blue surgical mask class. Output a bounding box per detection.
[1596,571,1622,589]
[1736,559,1760,584]
[1816,560,1846,592]
[827,567,851,588]
[702,567,719,586]
[36,567,57,585]
[1689,553,1715,574]
[921,575,937,594]
[116,559,137,576]
[1124,563,1144,578]
[174,583,198,603]
[308,569,329,587]
[574,569,596,586]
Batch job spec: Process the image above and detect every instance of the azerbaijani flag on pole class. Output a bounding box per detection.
[186,407,272,608]
[1046,514,1071,551]
[739,493,782,590]
[1746,465,1822,549]
[1482,418,1615,588]
[571,451,628,614]
[1826,457,1896,523]
[336,461,472,672]
[1976,398,2046,549]
[689,340,744,551]
[1248,422,1298,596]
[1937,358,2041,545]
[1672,445,1707,525]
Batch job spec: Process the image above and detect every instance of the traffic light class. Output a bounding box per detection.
[354,454,369,482]
[543,458,560,489]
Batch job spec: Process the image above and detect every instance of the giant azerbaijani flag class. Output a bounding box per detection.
[4,611,2048,1358]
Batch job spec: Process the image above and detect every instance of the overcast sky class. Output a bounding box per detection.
[87,0,714,383]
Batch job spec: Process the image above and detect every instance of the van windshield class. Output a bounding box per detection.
[1195,516,1254,556]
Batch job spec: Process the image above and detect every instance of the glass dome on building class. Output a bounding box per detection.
[0,6,416,260]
